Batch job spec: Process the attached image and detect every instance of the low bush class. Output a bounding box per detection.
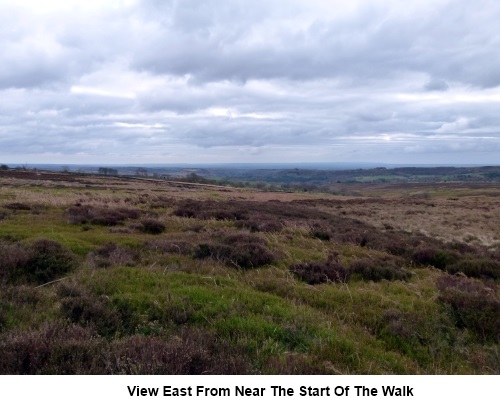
[1,239,76,284]
[140,219,166,235]
[363,230,419,257]
[445,259,499,280]
[3,202,31,211]
[172,200,248,221]
[290,254,350,284]
[412,246,458,269]
[436,275,499,342]
[446,241,479,255]
[310,228,331,241]
[65,205,141,226]
[374,307,457,364]
[236,217,284,233]
[58,284,125,338]
[193,231,277,269]
[0,241,29,282]
[23,239,78,284]
[349,256,411,282]
[0,209,9,220]
[0,286,46,332]
[107,329,253,374]
[0,322,102,374]
[172,199,331,228]
[0,323,253,374]
[0,307,7,332]
[1,285,44,307]
[194,242,276,269]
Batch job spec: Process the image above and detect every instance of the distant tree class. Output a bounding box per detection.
[98,167,118,176]
[185,173,207,183]
[135,167,148,177]
[0,164,9,170]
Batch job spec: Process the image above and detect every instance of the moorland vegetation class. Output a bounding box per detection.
[0,169,498,374]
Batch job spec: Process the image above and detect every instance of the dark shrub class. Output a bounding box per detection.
[140,219,166,235]
[194,243,214,258]
[3,202,31,211]
[107,328,253,374]
[58,282,139,337]
[0,286,48,333]
[65,205,93,224]
[0,307,6,332]
[384,238,412,257]
[374,307,456,363]
[65,205,140,226]
[193,231,277,269]
[446,259,499,280]
[171,206,197,218]
[363,230,419,257]
[0,321,102,374]
[349,256,411,282]
[412,246,457,269]
[0,241,29,282]
[60,294,123,338]
[172,199,331,224]
[2,285,44,307]
[310,228,331,241]
[0,209,9,220]
[290,254,350,284]
[0,323,253,374]
[23,239,77,284]
[172,200,248,221]
[436,275,499,342]
[194,242,276,269]
[236,218,284,233]
[446,241,478,255]
[91,207,140,226]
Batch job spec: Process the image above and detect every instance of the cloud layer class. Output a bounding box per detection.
[1,0,499,164]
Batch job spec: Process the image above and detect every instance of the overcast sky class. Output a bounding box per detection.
[1,0,499,165]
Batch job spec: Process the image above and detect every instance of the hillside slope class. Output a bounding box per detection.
[0,171,498,374]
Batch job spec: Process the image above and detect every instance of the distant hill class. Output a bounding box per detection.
[3,163,499,185]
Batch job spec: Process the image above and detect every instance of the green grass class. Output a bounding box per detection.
[73,267,358,368]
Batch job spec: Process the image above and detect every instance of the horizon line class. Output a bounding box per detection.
[2,162,498,169]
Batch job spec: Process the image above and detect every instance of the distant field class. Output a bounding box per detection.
[0,170,498,374]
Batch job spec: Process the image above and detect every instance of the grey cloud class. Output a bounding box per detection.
[424,79,449,91]
[1,0,500,165]
[133,0,500,88]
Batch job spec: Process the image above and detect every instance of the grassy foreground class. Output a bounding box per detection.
[0,171,498,374]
